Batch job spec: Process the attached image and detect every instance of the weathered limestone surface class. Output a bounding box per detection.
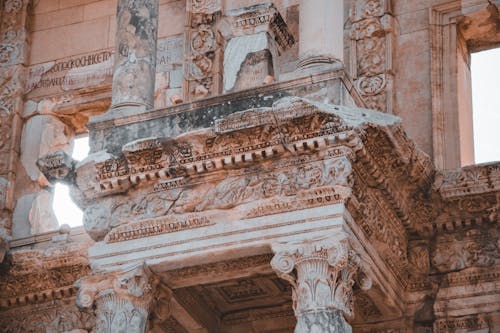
[111,0,159,113]
[221,3,294,92]
[272,235,371,333]
[76,264,158,333]
[0,0,499,332]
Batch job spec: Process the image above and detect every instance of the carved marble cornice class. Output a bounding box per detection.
[0,241,91,308]
[223,3,295,50]
[432,162,499,233]
[39,97,437,295]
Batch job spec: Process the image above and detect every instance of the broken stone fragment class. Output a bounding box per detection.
[36,150,76,184]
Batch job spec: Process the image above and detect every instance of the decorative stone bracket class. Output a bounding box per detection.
[75,263,159,333]
[36,150,76,185]
[271,233,372,333]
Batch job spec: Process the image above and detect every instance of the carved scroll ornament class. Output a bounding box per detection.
[271,234,371,332]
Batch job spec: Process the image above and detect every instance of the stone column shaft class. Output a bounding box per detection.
[298,0,344,68]
[271,235,371,333]
[112,0,159,113]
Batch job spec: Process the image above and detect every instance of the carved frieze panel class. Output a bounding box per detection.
[434,314,491,333]
[0,241,91,307]
[431,228,499,273]
[0,298,95,333]
[38,98,438,305]
[350,0,394,113]
[436,163,500,199]
[183,0,223,100]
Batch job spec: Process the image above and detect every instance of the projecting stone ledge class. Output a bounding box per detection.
[63,98,432,307]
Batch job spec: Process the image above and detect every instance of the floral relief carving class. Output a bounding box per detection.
[431,229,499,273]
[76,264,158,333]
[0,67,23,113]
[184,0,222,100]
[271,234,371,332]
[357,74,386,96]
[0,110,12,151]
[0,300,95,333]
[350,0,393,112]
[4,0,23,14]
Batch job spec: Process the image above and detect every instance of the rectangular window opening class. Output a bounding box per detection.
[53,135,90,228]
[471,47,500,164]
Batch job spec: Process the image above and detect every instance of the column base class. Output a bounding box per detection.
[295,310,352,333]
[279,57,344,81]
[91,102,152,123]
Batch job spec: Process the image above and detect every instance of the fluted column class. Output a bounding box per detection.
[297,0,344,69]
[76,264,158,333]
[111,0,159,113]
[271,235,371,333]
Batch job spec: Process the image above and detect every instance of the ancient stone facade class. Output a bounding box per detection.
[0,0,499,332]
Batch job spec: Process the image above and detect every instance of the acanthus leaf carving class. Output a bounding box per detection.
[75,263,159,333]
[271,233,371,324]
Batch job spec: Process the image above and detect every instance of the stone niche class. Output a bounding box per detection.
[220,3,295,93]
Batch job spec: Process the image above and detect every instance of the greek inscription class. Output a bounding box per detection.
[46,51,111,74]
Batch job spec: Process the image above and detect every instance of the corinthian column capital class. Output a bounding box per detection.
[271,234,371,333]
[75,263,159,333]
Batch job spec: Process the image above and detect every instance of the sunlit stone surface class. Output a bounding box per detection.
[0,1,498,332]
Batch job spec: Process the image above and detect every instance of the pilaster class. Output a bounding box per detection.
[0,0,31,240]
[271,234,372,333]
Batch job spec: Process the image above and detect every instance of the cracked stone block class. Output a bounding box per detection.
[20,115,73,184]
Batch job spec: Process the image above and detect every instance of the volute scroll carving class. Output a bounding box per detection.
[75,263,159,333]
[271,234,372,333]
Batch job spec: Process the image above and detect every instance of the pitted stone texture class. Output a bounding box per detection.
[20,115,73,184]
[295,310,352,333]
[111,0,159,112]
[76,264,158,333]
[36,150,76,185]
[0,177,8,210]
[222,3,294,93]
[223,32,274,92]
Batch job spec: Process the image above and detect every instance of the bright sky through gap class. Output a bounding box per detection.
[53,137,89,227]
[471,48,500,164]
